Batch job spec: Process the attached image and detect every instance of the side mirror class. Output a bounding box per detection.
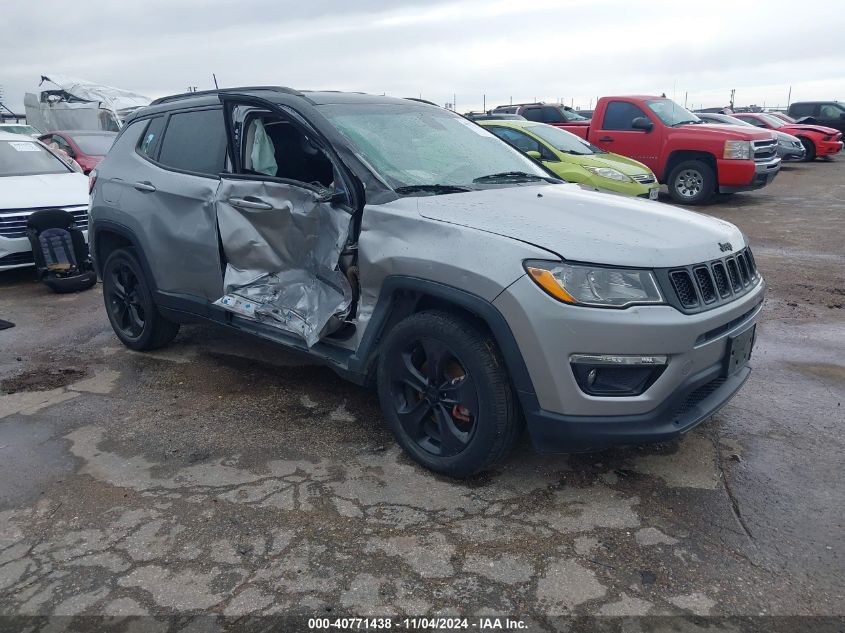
[526,150,542,160]
[631,117,654,132]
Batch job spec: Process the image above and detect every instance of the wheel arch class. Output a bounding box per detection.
[664,150,718,181]
[351,276,536,404]
[91,220,157,291]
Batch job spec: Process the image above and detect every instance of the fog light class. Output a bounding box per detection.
[570,354,667,396]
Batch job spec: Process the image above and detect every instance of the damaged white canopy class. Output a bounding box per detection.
[24,73,151,132]
[214,180,353,347]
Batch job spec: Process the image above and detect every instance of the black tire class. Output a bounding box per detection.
[376,310,520,478]
[44,270,97,294]
[102,248,179,351]
[799,137,816,162]
[667,159,715,205]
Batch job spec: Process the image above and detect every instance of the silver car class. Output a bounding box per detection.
[89,88,765,477]
[696,112,806,161]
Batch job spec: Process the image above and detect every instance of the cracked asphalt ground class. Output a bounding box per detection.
[0,159,843,629]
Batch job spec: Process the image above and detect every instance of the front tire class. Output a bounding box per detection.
[102,248,179,351]
[799,137,816,162]
[667,160,715,205]
[376,311,520,478]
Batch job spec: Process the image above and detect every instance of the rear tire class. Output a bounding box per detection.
[799,137,816,162]
[667,160,715,205]
[102,248,179,351]
[376,310,520,478]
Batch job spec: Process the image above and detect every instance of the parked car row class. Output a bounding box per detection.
[466,96,842,205]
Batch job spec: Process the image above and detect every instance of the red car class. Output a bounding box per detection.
[731,112,843,161]
[37,130,117,174]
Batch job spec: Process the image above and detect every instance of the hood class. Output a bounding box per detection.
[414,184,744,268]
[774,130,801,143]
[677,122,774,141]
[781,123,840,136]
[0,172,88,210]
[564,151,652,176]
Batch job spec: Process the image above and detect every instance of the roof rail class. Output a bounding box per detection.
[150,86,303,106]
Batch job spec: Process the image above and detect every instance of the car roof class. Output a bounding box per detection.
[0,131,41,141]
[477,119,540,129]
[145,87,416,114]
[40,130,118,136]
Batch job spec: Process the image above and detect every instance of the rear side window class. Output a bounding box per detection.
[788,103,814,118]
[602,101,649,130]
[542,107,564,123]
[138,117,165,159]
[157,109,227,176]
[522,108,543,122]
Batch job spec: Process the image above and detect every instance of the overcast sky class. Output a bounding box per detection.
[2,0,844,114]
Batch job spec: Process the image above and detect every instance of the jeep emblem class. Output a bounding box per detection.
[719,242,733,252]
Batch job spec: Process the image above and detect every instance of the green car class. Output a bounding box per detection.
[479,119,660,199]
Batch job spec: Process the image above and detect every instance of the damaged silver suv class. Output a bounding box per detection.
[90,88,765,477]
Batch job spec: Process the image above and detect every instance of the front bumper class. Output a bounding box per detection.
[0,236,36,272]
[778,145,806,162]
[493,274,765,452]
[718,156,781,193]
[816,140,843,157]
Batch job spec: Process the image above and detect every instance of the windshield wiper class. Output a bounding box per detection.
[472,171,546,183]
[672,119,702,127]
[394,184,472,196]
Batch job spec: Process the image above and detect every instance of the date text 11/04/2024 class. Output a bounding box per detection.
[308,617,528,630]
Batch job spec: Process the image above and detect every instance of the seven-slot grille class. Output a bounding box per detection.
[667,247,760,311]
[752,139,778,162]
[0,205,88,239]
[631,174,656,184]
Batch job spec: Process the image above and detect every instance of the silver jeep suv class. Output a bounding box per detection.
[89,87,764,477]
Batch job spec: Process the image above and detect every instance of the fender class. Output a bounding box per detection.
[90,219,157,289]
[350,275,538,403]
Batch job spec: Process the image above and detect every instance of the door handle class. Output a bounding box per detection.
[229,197,273,210]
[133,181,156,192]
[598,136,614,142]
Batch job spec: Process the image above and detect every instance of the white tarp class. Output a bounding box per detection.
[24,73,151,132]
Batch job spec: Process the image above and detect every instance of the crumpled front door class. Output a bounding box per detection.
[214,178,353,347]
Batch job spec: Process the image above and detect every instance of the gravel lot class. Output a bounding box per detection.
[1,160,843,629]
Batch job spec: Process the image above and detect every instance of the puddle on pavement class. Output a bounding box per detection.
[0,366,87,394]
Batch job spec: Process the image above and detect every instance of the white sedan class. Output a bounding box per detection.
[0,131,89,271]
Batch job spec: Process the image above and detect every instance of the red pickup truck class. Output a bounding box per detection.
[560,96,781,204]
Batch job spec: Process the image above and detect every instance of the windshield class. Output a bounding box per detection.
[646,99,701,126]
[0,140,70,177]
[756,114,785,128]
[319,104,549,192]
[71,133,116,155]
[526,123,599,155]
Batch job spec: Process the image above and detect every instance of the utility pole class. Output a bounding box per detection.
[483,93,486,112]
[787,85,792,107]
[729,89,736,110]
[684,91,688,108]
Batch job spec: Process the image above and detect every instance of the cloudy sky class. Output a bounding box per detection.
[2,0,844,114]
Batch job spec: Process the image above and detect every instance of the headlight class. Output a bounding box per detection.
[778,139,789,147]
[584,166,631,182]
[723,140,752,160]
[524,261,664,308]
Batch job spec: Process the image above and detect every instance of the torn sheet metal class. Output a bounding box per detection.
[214,179,353,347]
[24,73,150,132]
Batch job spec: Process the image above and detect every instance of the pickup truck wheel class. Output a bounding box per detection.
[799,137,816,161]
[667,160,715,205]
[102,248,180,351]
[376,311,520,478]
